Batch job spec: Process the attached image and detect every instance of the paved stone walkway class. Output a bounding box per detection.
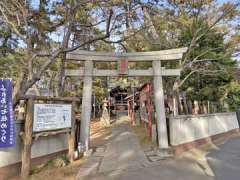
[98,115,149,173]
[77,114,214,180]
[76,114,240,180]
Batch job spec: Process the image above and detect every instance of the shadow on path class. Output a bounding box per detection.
[98,114,148,173]
[77,114,214,180]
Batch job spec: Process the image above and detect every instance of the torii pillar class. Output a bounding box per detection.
[152,60,169,149]
[80,60,93,151]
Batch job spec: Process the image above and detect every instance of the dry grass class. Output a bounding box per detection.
[28,159,86,180]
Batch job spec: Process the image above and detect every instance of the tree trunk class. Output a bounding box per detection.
[207,101,210,113]
[179,99,184,115]
[58,53,67,95]
[27,37,33,80]
[203,101,208,114]
[142,6,160,43]
[21,99,33,179]
[182,95,189,114]
[193,100,200,115]
[124,0,132,29]
[187,100,193,114]
[58,23,72,95]
[13,71,28,107]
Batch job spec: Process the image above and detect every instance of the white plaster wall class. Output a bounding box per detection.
[0,121,68,167]
[170,112,239,146]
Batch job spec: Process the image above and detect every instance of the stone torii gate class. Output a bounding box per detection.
[65,47,187,152]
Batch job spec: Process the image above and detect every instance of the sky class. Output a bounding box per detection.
[218,0,239,3]
[30,0,240,10]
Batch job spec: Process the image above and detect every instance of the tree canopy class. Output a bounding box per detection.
[0,0,239,111]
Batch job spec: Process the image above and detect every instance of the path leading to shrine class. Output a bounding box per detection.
[77,114,215,180]
[98,114,148,173]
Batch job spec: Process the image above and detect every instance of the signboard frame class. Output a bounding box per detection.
[19,96,77,178]
[33,103,72,133]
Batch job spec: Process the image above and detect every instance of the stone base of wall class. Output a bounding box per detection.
[0,150,68,180]
[172,129,240,156]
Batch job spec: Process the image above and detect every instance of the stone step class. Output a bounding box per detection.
[145,148,174,162]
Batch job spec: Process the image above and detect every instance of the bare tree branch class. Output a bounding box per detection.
[62,9,113,53]
[0,3,25,41]
[181,2,239,66]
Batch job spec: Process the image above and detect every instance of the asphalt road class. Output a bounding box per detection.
[77,114,240,180]
[207,136,240,180]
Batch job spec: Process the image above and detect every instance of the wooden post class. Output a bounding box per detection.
[182,92,189,114]
[68,100,76,162]
[152,60,169,149]
[80,60,93,152]
[21,98,34,179]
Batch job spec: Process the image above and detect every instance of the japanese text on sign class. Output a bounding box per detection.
[0,79,15,148]
[33,104,72,132]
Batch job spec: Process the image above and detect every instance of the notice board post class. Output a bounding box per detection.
[19,96,77,179]
[68,100,76,163]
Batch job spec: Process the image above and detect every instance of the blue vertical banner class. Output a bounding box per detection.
[0,79,16,148]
